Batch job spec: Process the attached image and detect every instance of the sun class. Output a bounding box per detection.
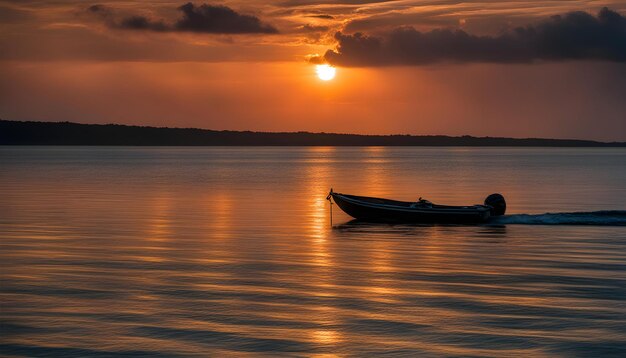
[316,64,336,81]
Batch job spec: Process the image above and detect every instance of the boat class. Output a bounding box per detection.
[327,189,506,223]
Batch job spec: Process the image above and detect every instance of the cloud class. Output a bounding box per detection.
[297,24,330,33]
[174,3,277,34]
[279,0,394,6]
[0,5,32,24]
[306,14,335,20]
[119,16,169,31]
[87,4,108,14]
[343,9,460,33]
[87,4,113,20]
[88,2,278,34]
[320,7,626,66]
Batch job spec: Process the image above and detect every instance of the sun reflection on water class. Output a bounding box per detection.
[1,147,625,356]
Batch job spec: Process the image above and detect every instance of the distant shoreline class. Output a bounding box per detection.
[1,120,625,147]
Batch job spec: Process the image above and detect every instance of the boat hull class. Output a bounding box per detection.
[331,192,491,223]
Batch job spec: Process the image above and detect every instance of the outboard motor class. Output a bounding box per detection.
[484,193,506,216]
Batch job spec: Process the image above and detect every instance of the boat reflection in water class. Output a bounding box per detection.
[1,146,625,356]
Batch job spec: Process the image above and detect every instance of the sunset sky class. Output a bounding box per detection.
[1,1,625,140]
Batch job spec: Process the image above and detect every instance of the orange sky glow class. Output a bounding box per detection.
[1,0,625,140]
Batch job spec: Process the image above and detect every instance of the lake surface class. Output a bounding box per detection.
[1,147,625,357]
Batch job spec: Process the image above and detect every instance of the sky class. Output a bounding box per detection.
[1,0,625,141]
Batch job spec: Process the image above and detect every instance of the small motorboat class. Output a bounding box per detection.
[327,189,506,223]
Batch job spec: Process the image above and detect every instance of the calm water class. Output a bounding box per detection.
[1,147,625,357]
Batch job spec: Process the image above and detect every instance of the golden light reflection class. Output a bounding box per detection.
[308,146,336,153]
[204,191,234,240]
[140,193,173,263]
[362,146,391,197]
[312,329,341,344]
[300,147,346,351]
[304,148,333,242]
[370,240,392,273]
[146,194,172,242]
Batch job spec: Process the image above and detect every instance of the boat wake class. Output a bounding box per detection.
[489,211,626,226]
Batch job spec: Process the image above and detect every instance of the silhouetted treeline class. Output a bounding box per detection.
[1,120,624,146]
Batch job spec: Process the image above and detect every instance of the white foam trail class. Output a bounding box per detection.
[489,211,626,226]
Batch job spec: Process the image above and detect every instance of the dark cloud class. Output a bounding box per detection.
[308,55,325,64]
[87,4,107,14]
[321,7,626,66]
[87,4,113,19]
[306,14,335,20]
[297,24,330,33]
[88,2,277,34]
[119,16,168,32]
[174,3,277,34]
[86,4,120,28]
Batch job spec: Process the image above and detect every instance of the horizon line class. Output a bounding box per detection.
[2,119,625,144]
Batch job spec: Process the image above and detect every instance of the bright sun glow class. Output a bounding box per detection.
[316,65,336,81]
